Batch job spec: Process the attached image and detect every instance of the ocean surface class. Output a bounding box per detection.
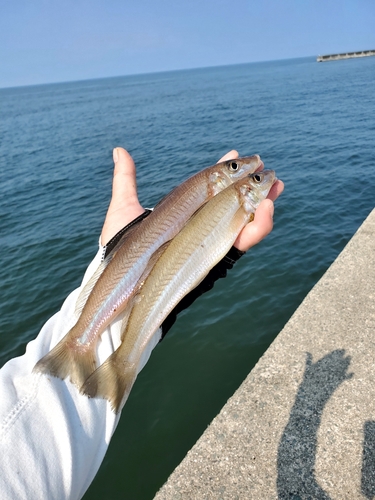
[1,56,374,499]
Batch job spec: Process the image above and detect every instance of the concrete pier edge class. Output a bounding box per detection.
[155,207,375,499]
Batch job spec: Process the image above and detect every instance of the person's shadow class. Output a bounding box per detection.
[277,349,352,500]
[361,421,375,499]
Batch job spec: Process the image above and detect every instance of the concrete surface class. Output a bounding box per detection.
[155,208,375,500]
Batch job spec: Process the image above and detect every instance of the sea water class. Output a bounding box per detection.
[1,56,374,499]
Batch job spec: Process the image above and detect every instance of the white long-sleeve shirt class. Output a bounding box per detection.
[0,245,161,500]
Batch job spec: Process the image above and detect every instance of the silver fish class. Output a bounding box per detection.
[34,156,263,387]
[81,170,276,413]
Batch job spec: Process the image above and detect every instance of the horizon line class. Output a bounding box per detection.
[0,54,316,91]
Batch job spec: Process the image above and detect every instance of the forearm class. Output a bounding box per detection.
[0,246,120,500]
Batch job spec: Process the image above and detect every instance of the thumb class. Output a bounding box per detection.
[100,148,144,246]
[111,147,139,208]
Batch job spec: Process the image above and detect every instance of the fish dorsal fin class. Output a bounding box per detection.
[74,210,153,320]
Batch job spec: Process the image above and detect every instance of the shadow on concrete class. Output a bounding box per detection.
[277,349,352,500]
[361,421,375,499]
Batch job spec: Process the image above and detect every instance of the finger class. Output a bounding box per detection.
[217,150,239,163]
[101,148,144,246]
[111,147,140,209]
[267,179,284,201]
[234,179,284,251]
[234,199,274,251]
[233,179,284,251]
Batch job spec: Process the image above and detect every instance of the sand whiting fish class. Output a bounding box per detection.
[81,170,276,413]
[34,156,263,387]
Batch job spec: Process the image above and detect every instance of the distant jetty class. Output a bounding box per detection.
[317,49,375,62]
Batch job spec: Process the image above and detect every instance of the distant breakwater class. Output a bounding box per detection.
[317,49,375,62]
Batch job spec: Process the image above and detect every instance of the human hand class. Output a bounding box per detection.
[222,151,284,251]
[100,148,284,251]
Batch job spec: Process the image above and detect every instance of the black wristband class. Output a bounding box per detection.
[103,209,152,259]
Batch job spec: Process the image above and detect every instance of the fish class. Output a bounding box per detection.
[34,155,264,387]
[81,170,276,413]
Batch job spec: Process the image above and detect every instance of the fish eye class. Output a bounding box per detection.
[229,161,238,172]
[253,173,262,182]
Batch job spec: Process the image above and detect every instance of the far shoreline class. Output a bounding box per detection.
[317,49,375,62]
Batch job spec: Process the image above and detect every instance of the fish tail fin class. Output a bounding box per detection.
[33,338,97,389]
[81,353,136,414]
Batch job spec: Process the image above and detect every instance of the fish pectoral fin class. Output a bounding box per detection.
[80,353,137,414]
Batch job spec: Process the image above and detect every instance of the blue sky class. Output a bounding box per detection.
[1,0,374,88]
